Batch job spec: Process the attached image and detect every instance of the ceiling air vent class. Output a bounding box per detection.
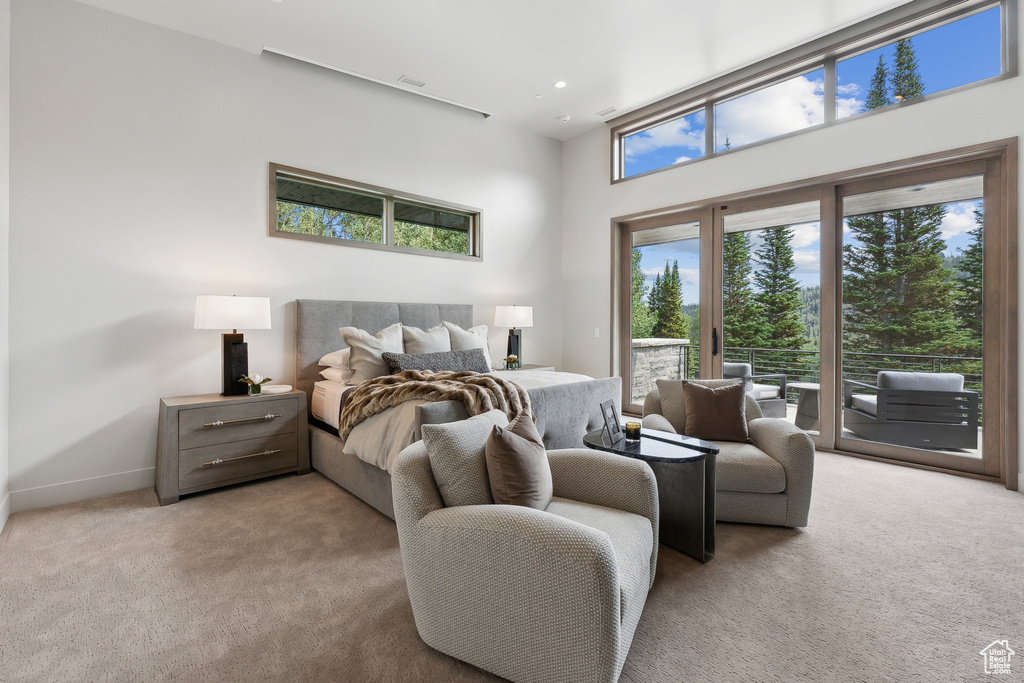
[399,75,426,87]
[595,106,617,117]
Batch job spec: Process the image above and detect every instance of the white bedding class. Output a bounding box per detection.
[313,370,593,472]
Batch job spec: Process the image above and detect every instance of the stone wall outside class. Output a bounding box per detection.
[630,338,693,404]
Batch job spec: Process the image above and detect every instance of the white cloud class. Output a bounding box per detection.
[939,202,979,240]
[789,221,820,249]
[837,83,861,96]
[673,155,692,164]
[837,95,863,118]
[624,114,705,159]
[792,249,821,274]
[715,75,824,148]
[677,268,700,287]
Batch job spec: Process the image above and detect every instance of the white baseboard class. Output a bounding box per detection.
[0,490,10,533]
[10,468,155,513]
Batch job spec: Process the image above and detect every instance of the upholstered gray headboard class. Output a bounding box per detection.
[293,299,474,407]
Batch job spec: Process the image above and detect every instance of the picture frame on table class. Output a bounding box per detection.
[599,399,624,444]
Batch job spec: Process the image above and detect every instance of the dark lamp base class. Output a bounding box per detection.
[222,333,249,396]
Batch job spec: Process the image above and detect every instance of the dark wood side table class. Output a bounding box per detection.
[155,390,310,505]
[584,428,718,563]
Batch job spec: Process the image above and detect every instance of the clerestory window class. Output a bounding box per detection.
[270,164,481,260]
[613,1,1012,181]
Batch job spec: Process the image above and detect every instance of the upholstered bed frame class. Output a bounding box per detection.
[294,299,621,519]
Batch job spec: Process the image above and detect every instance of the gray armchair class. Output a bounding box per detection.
[392,441,659,683]
[843,371,979,450]
[723,362,788,418]
[644,379,814,527]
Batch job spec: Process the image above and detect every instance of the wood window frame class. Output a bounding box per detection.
[269,163,483,261]
[613,138,1018,490]
[610,0,1016,183]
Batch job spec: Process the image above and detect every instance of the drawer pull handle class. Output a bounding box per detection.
[202,449,283,468]
[204,413,281,428]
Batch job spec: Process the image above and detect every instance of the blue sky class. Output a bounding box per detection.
[631,7,997,312]
[623,6,1001,178]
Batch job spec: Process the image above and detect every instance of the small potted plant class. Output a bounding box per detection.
[239,373,272,396]
[504,355,520,370]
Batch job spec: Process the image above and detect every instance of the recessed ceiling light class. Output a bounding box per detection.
[554,81,567,89]
[535,94,543,99]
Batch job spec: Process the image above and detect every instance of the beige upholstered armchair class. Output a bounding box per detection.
[392,415,659,683]
[644,379,815,527]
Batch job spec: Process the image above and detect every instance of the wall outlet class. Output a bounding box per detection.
[594,328,600,338]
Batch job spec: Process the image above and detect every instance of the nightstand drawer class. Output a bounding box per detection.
[178,398,299,450]
[178,433,298,491]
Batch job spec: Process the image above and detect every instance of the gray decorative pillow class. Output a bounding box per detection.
[423,410,510,508]
[382,348,491,374]
[442,321,493,369]
[402,324,451,354]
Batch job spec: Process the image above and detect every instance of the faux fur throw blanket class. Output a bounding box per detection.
[337,370,532,442]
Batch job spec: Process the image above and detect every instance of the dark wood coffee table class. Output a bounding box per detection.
[583,427,718,563]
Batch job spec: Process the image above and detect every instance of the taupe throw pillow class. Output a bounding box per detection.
[680,380,749,442]
[484,412,552,510]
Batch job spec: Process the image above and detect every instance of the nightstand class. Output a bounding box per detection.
[155,390,310,505]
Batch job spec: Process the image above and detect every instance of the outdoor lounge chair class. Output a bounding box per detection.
[723,362,788,418]
[843,371,979,450]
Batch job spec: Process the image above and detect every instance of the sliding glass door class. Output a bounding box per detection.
[720,198,822,435]
[624,215,703,407]
[616,145,1014,485]
[837,168,991,474]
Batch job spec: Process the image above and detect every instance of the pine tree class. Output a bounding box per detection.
[630,249,657,339]
[650,261,688,339]
[864,55,891,111]
[891,38,925,101]
[753,226,804,350]
[723,232,766,348]
[843,205,965,354]
[953,208,984,353]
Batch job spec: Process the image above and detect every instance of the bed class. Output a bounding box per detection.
[294,299,621,519]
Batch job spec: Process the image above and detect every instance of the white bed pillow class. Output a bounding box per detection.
[441,321,492,369]
[402,324,451,354]
[319,366,353,384]
[339,323,404,385]
[319,347,351,369]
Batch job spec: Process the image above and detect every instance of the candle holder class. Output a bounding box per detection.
[625,421,641,442]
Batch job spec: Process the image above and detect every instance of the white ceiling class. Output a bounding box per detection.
[71,0,911,141]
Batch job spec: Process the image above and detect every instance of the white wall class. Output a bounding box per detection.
[8,0,564,511]
[0,0,10,530]
[561,12,1024,488]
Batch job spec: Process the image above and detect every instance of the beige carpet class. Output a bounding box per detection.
[1,452,1021,683]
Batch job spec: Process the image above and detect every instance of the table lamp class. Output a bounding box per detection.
[494,305,533,365]
[194,295,272,396]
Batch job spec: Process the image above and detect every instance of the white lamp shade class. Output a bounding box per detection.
[194,295,272,330]
[494,305,533,329]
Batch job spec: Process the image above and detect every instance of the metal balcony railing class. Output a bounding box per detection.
[631,339,982,412]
